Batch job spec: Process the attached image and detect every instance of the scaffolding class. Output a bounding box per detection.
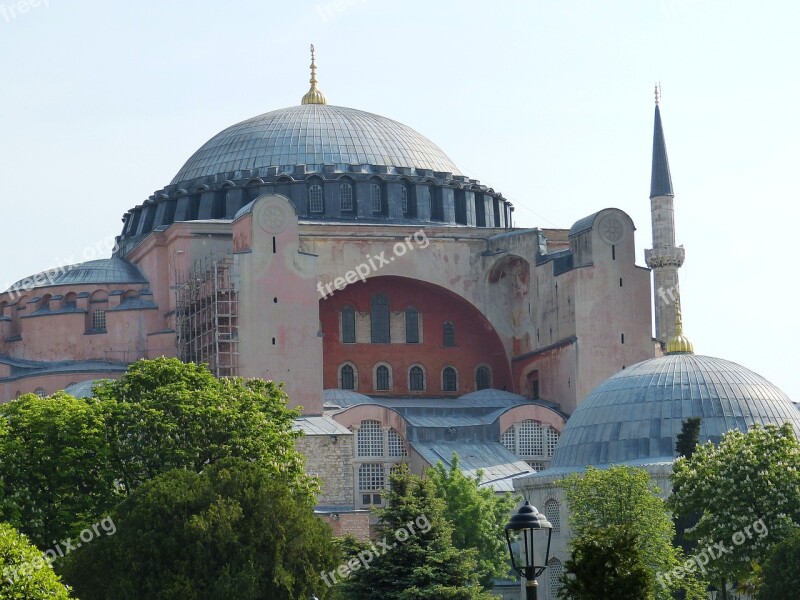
[175,255,239,377]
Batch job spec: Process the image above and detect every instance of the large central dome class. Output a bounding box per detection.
[172,104,462,185]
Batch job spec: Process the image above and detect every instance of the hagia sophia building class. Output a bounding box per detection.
[1,48,797,571]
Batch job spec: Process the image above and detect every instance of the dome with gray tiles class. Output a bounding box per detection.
[550,353,800,470]
[172,104,462,185]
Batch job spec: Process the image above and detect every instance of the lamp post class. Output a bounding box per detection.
[706,585,718,600]
[504,500,553,600]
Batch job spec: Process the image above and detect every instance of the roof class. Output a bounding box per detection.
[323,388,538,411]
[650,104,674,198]
[171,104,462,185]
[411,441,534,492]
[550,353,800,470]
[294,415,352,436]
[5,258,149,294]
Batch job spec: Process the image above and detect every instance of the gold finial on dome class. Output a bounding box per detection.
[301,44,327,105]
[666,297,694,354]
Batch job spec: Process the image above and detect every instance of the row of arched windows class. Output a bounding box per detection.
[339,362,491,393]
[341,299,456,346]
[1,289,142,340]
[306,180,392,216]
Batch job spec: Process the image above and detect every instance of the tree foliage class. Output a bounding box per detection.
[0,392,118,547]
[558,524,652,600]
[559,466,705,600]
[428,454,516,587]
[0,358,315,549]
[670,423,800,583]
[675,417,702,460]
[758,526,800,600]
[59,460,339,600]
[341,465,493,600]
[0,522,73,599]
[95,357,312,498]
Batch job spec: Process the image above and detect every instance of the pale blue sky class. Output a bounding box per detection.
[1,0,797,400]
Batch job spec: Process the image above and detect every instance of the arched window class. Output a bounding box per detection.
[387,428,407,457]
[370,293,390,343]
[341,306,356,343]
[308,184,323,213]
[87,290,108,333]
[340,182,354,212]
[548,558,563,597]
[376,365,390,391]
[62,292,77,310]
[500,427,515,451]
[546,427,560,457]
[370,183,382,213]
[34,387,46,398]
[340,364,355,390]
[442,367,458,392]
[517,420,544,457]
[476,365,491,390]
[443,321,455,346]
[356,420,383,457]
[544,499,561,533]
[405,307,419,343]
[409,366,425,391]
[400,186,409,214]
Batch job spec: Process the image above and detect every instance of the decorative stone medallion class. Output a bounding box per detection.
[598,215,625,245]
[258,201,288,234]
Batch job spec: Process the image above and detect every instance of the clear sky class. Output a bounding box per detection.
[1,0,797,401]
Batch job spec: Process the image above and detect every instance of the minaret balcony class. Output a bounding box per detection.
[645,246,685,268]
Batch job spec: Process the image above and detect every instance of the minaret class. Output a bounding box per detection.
[645,85,685,344]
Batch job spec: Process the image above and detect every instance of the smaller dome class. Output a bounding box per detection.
[550,353,800,470]
[5,258,148,293]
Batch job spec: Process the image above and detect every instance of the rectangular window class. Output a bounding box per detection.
[405,309,419,343]
[371,184,382,213]
[309,185,323,213]
[342,308,356,343]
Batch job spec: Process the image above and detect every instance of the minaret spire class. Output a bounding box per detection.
[644,87,685,345]
[301,44,327,105]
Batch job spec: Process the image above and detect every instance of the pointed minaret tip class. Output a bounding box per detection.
[301,43,327,105]
[650,84,674,198]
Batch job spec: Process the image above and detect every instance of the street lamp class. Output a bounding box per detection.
[505,500,553,600]
[706,585,718,600]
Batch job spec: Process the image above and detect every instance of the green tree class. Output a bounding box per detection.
[670,423,800,584]
[558,524,652,600]
[0,522,74,599]
[758,527,800,600]
[559,466,705,600]
[59,460,339,600]
[428,454,516,587]
[0,392,118,547]
[675,417,702,460]
[96,357,313,499]
[342,465,493,600]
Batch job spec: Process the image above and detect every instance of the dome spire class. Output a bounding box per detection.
[666,296,694,354]
[301,44,327,105]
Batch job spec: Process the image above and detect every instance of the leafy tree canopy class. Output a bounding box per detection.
[59,460,339,600]
[670,423,800,582]
[0,392,117,547]
[428,454,516,587]
[0,522,73,599]
[558,524,652,600]
[758,526,800,600]
[559,466,705,600]
[341,465,494,600]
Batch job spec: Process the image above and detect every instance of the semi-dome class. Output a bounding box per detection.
[550,353,800,470]
[172,104,462,185]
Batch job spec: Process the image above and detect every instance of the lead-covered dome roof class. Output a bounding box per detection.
[172,104,462,185]
[550,353,800,470]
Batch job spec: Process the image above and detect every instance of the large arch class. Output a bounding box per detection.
[320,275,512,394]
